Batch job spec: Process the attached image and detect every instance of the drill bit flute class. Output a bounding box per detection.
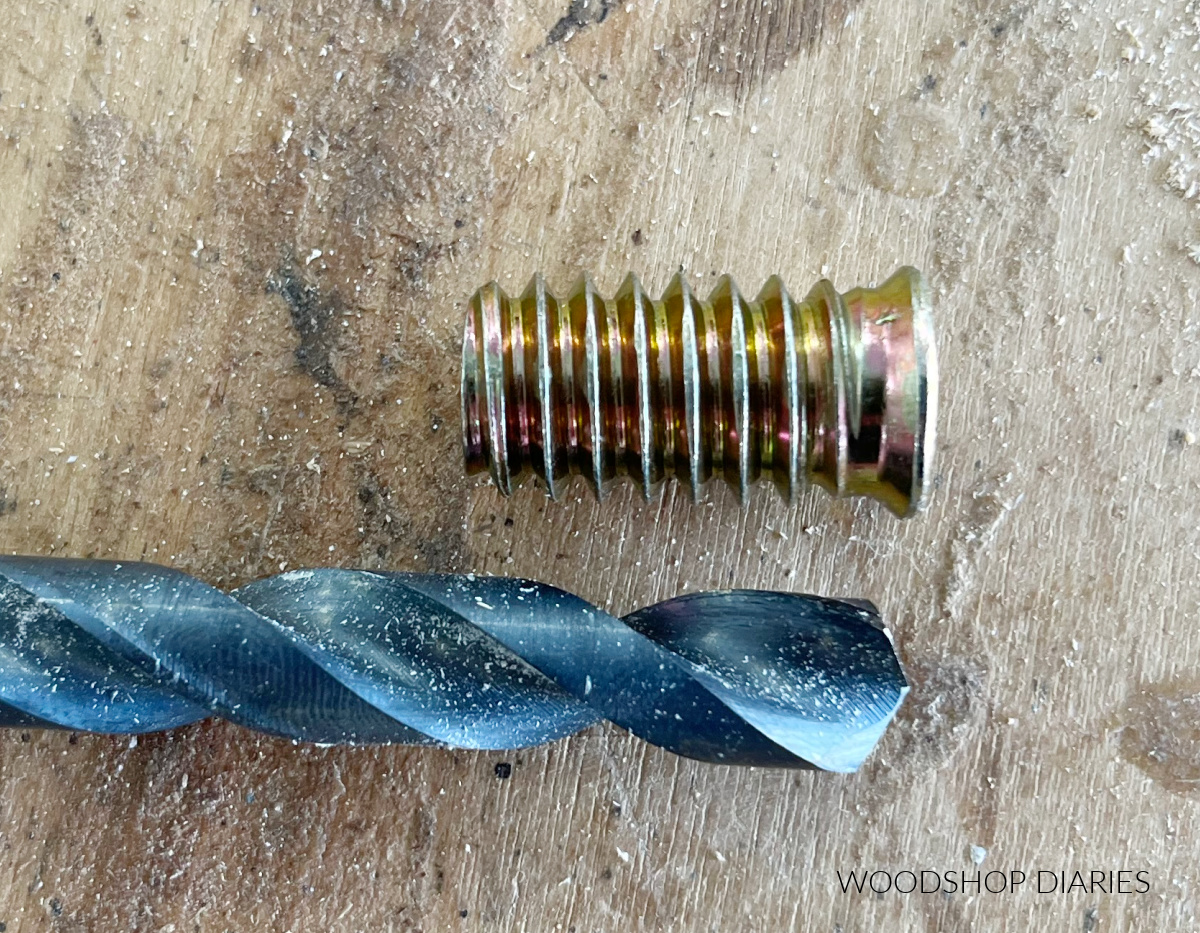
[0,557,907,772]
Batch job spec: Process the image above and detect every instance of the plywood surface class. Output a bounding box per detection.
[1,0,1198,929]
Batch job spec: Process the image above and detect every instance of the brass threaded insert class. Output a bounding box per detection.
[461,267,937,517]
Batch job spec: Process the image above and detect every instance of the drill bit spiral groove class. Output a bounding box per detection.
[0,557,907,772]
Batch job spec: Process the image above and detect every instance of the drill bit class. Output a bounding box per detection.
[0,557,907,772]
[462,266,937,515]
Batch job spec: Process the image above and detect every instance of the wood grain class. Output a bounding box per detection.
[1,0,1199,929]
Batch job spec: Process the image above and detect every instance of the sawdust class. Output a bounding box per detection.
[940,471,1023,622]
[876,653,989,776]
[1132,6,1200,204]
[863,101,962,198]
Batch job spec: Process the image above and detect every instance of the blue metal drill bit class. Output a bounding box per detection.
[0,557,907,771]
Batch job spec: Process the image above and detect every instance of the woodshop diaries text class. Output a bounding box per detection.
[836,869,1151,895]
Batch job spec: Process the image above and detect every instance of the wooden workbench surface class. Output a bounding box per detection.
[1,0,1198,929]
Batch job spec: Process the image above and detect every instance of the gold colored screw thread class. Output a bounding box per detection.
[461,267,937,516]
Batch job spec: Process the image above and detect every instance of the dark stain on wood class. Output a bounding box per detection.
[1116,680,1200,795]
[547,0,612,45]
[700,0,861,98]
[267,260,356,410]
